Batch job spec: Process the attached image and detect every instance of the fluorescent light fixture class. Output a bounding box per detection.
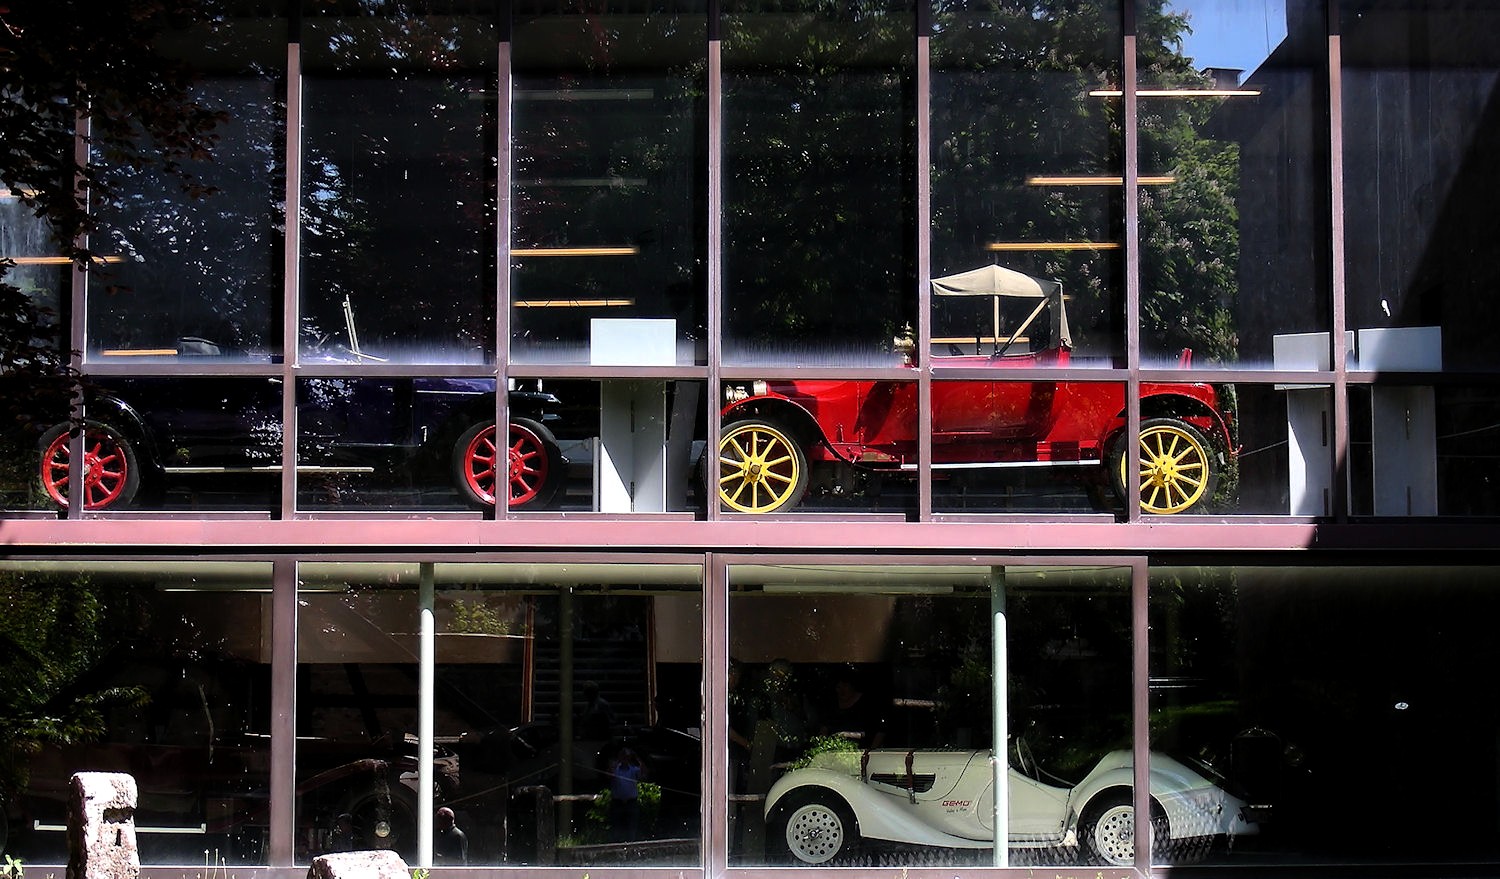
[1026,175,1176,186]
[513,298,635,308]
[1,188,39,200]
[4,255,124,265]
[1089,88,1261,98]
[761,582,954,595]
[98,348,181,357]
[512,246,639,257]
[986,241,1122,251]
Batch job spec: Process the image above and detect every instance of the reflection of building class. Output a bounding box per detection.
[5,0,1500,874]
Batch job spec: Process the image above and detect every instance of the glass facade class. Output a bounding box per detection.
[4,1,1500,877]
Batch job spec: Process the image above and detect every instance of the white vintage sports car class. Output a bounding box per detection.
[764,743,1257,866]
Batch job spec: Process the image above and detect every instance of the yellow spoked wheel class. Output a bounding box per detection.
[1116,418,1216,515]
[719,420,808,513]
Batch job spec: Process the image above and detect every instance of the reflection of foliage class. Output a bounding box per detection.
[723,0,915,356]
[931,1,1242,363]
[448,599,511,636]
[578,781,660,843]
[0,1,228,475]
[0,574,148,804]
[788,734,859,771]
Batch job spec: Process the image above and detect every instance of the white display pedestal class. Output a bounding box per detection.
[589,319,688,513]
[1273,327,1441,517]
[1358,327,1441,516]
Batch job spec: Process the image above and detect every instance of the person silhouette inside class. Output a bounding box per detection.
[434,806,468,865]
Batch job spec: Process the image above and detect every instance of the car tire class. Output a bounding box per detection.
[452,418,564,510]
[718,419,809,514]
[337,782,418,859]
[768,789,859,865]
[1077,791,1166,867]
[38,421,142,511]
[1109,417,1217,515]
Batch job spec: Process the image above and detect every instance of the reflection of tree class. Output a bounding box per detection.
[299,9,499,360]
[723,0,916,357]
[930,0,1240,364]
[0,574,146,806]
[90,79,284,354]
[509,3,707,355]
[0,0,226,469]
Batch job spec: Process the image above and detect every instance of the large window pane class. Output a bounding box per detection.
[717,379,917,515]
[295,376,506,512]
[722,0,916,365]
[727,563,1133,867]
[296,572,418,861]
[87,77,284,363]
[1151,564,1500,864]
[1140,1,1330,368]
[1,561,273,866]
[1349,384,1500,517]
[510,0,706,366]
[1,169,73,511]
[931,1,1124,365]
[23,377,283,514]
[1342,2,1500,372]
[298,562,703,866]
[503,379,706,514]
[929,379,1126,514]
[300,4,498,365]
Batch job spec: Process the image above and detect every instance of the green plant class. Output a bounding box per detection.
[410,868,429,879]
[788,735,859,771]
[637,781,661,833]
[3,855,24,879]
[447,600,510,636]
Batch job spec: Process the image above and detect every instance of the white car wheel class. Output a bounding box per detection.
[1079,792,1167,867]
[780,798,854,864]
[1087,802,1136,866]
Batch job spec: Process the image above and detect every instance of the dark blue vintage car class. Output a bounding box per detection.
[40,305,568,511]
[38,376,565,511]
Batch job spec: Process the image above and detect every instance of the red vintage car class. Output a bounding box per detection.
[718,265,1233,515]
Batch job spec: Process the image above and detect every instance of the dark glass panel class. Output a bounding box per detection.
[295,376,497,511]
[87,79,285,363]
[1151,564,1500,864]
[722,0,916,365]
[727,563,1130,867]
[1349,384,1500,517]
[300,4,498,364]
[510,0,707,366]
[2,562,274,866]
[1139,1,1330,368]
[930,0,1124,365]
[1341,1,1500,371]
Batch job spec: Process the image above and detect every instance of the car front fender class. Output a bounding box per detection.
[765,767,990,850]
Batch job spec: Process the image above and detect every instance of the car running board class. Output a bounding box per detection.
[900,459,1099,471]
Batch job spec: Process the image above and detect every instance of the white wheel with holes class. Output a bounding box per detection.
[771,791,858,865]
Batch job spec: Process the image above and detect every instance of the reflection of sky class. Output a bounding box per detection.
[1171,0,1287,78]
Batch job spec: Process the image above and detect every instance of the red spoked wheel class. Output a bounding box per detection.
[453,418,562,509]
[38,422,141,510]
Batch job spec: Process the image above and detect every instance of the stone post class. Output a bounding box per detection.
[66,772,139,879]
[307,850,411,879]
